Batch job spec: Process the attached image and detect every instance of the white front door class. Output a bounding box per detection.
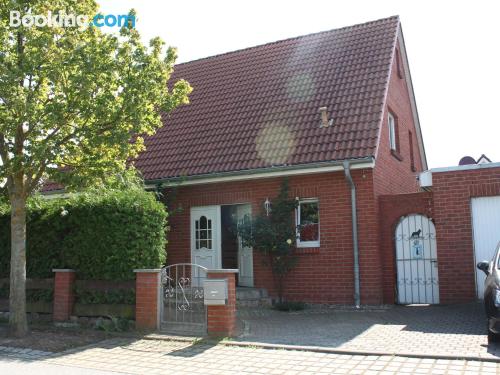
[191,206,221,275]
[472,196,500,298]
[236,204,254,287]
[395,214,439,304]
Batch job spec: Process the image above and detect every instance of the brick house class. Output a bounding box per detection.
[129,15,428,306]
[43,16,449,306]
[42,15,500,307]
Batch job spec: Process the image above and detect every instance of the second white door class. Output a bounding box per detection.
[236,204,254,287]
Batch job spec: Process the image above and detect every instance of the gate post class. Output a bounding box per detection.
[134,269,161,330]
[52,269,76,322]
[206,269,238,337]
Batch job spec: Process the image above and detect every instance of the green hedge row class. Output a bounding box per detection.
[75,287,135,305]
[0,189,167,280]
[0,284,53,303]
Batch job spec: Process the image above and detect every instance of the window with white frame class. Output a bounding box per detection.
[388,111,398,151]
[296,199,320,247]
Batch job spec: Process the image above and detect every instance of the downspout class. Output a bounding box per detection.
[343,160,361,308]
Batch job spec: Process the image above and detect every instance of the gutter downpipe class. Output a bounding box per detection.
[343,160,361,308]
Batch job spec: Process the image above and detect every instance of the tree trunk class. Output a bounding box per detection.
[270,255,284,304]
[9,193,28,337]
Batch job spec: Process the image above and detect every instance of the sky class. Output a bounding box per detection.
[98,0,500,169]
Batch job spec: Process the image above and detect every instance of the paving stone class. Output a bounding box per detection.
[236,302,500,359]
[0,338,481,374]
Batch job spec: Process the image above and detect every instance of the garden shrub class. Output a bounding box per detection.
[0,188,167,280]
[0,284,53,303]
[75,288,136,305]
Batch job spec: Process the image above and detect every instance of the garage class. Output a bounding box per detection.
[472,196,500,298]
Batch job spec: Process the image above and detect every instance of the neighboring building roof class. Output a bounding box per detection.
[134,16,401,181]
[41,181,64,193]
[459,156,477,166]
[477,154,492,164]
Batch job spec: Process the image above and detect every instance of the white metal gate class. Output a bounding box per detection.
[471,196,500,298]
[395,214,439,304]
[161,264,207,335]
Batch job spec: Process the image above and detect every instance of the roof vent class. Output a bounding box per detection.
[319,107,333,128]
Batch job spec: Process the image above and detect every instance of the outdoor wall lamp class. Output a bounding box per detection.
[264,198,271,216]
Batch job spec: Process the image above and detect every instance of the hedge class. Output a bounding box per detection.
[0,189,167,280]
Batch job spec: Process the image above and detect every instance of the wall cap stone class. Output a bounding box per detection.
[207,269,239,274]
[52,269,76,273]
[133,269,162,273]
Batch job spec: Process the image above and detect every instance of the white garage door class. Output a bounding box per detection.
[471,196,500,298]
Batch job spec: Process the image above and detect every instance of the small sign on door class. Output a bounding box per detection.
[412,239,423,259]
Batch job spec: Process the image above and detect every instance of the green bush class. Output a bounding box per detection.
[0,284,53,303]
[26,289,54,303]
[75,288,135,305]
[0,188,167,280]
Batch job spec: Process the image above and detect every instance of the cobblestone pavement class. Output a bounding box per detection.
[1,338,499,374]
[237,302,500,360]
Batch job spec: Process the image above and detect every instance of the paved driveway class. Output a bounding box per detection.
[2,338,500,374]
[237,302,500,360]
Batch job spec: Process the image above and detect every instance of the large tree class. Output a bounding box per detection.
[0,0,191,336]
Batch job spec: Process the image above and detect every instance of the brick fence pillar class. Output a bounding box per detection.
[134,269,161,330]
[52,269,76,322]
[206,269,238,337]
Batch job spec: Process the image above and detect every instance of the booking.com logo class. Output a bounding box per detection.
[9,10,136,28]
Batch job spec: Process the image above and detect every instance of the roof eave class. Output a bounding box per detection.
[145,157,375,188]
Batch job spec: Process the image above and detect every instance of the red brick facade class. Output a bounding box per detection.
[167,169,386,305]
[373,42,424,197]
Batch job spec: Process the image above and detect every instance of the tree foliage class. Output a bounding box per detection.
[0,1,191,190]
[237,180,298,302]
[0,0,191,336]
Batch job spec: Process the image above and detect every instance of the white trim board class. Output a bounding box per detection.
[146,161,375,188]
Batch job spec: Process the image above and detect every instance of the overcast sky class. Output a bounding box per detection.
[99,0,499,169]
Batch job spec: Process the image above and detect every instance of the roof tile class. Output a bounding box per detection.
[134,16,399,180]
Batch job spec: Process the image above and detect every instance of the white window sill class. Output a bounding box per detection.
[296,242,320,248]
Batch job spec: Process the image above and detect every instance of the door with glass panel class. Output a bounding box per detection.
[191,206,221,283]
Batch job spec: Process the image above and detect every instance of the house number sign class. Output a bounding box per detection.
[411,239,423,259]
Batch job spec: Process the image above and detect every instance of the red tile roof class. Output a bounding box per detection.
[136,16,400,181]
[41,181,64,192]
[43,16,401,192]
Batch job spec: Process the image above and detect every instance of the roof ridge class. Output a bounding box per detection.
[175,15,400,67]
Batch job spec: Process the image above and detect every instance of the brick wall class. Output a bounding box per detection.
[432,167,500,303]
[370,37,428,304]
[373,38,424,199]
[378,166,500,305]
[166,169,384,305]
